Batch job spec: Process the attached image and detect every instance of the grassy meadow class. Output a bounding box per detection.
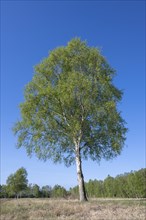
[1,198,146,220]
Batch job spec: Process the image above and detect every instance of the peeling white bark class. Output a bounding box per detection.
[74,140,88,202]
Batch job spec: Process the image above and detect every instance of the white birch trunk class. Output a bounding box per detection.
[75,141,88,202]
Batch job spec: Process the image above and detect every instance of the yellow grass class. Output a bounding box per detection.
[0,198,146,220]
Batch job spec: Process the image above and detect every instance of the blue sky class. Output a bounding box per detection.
[1,1,145,189]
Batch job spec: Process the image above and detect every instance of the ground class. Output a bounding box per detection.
[1,198,146,220]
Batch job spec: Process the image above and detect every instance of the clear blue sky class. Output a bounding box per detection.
[1,1,145,189]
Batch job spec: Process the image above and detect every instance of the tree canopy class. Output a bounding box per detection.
[13,38,127,201]
[6,167,28,198]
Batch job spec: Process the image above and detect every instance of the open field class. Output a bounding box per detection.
[1,198,146,220]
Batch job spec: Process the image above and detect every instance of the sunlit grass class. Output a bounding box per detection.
[1,198,146,220]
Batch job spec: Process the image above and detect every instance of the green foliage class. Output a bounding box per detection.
[85,179,104,198]
[0,185,8,198]
[52,184,67,198]
[69,185,79,199]
[32,184,41,198]
[13,38,127,166]
[104,175,116,197]
[1,168,145,199]
[41,185,52,198]
[70,168,146,198]
[6,167,28,198]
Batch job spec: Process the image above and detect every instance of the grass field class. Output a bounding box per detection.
[1,198,146,220]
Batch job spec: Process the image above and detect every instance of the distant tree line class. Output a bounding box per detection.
[70,168,146,198]
[0,167,68,199]
[0,168,145,199]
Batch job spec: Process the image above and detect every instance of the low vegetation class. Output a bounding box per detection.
[1,198,145,220]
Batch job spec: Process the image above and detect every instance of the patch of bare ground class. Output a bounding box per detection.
[0,198,146,220]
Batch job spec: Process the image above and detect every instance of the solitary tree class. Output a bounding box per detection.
[6,167,28,198]
[13,38,127,201]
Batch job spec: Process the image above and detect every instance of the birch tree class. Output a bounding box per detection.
[6,167,28,198]
[13,38,127,201]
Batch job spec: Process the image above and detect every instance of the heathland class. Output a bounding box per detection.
[1,198,146,220]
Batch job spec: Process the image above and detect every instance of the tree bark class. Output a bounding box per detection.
[75,141,88,202]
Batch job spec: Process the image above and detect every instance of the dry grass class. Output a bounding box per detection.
[0,198,146,220]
